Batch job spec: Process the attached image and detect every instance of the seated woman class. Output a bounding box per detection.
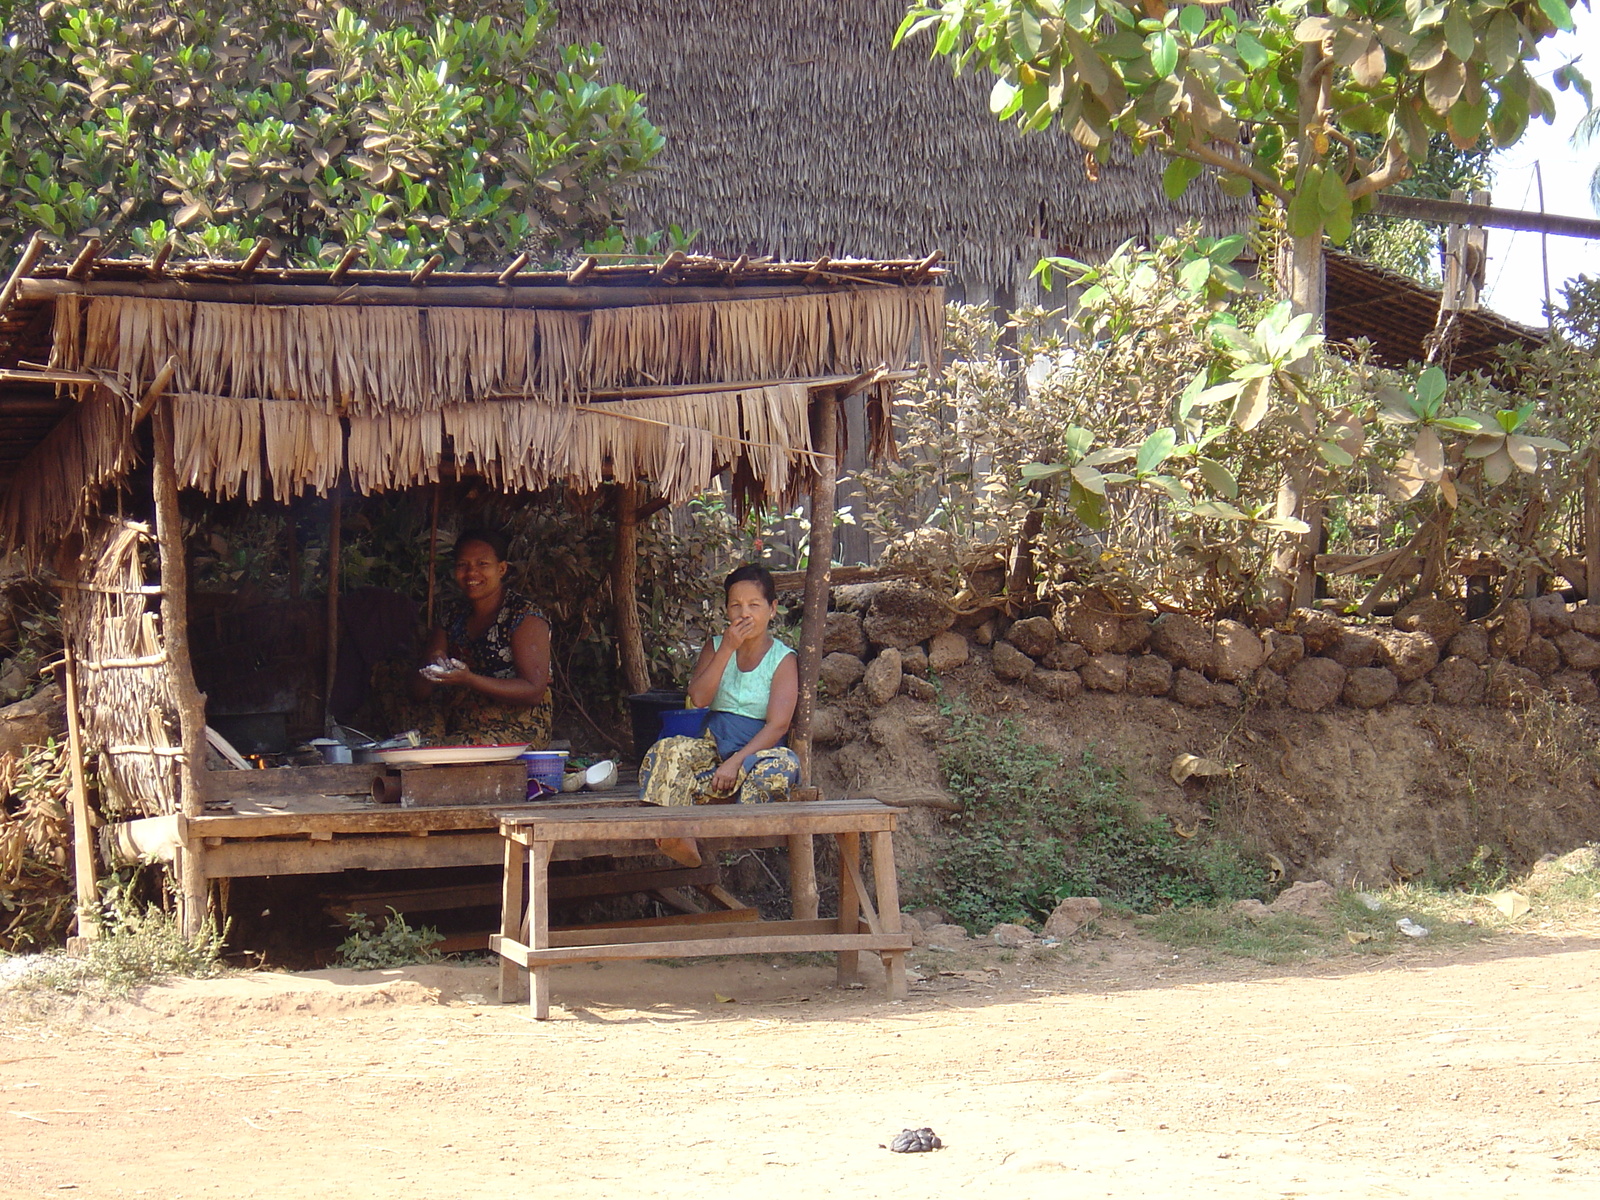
[639,564,801,807]
[409,529,553,749]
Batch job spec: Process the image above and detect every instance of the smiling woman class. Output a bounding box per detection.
[402,528,554,748]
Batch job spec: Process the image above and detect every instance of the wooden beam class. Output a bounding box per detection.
[486,369,916,403]
[497,252,529,285]
[410,254,442,284]
[653,250,686,279]
[328,244,361,284]
[151,401,211,936]
[130,355,179,426]
[239,238,271,275]
[18,276,941,311]
[612,481,650,697]
[0,367,102,386]
[1372,194,1600,241]
[0,232,47,317]
[323,488,342,733]
[565,256,596,285]
[60,648,99,939]
[802,255,832,283]
[148,241,173,279]
[66,237,102,282]
[791,391,839,786]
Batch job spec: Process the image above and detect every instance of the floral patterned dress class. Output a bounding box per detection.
[420,591,552,748]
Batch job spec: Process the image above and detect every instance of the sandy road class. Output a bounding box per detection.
[3,933,1600,1199]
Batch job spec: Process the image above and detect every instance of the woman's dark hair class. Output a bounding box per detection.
[724,564,777,603]
[454,528,510,562]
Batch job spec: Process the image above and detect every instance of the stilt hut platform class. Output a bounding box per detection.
[0,238,943,936]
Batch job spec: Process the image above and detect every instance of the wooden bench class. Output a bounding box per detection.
[490,799,911,1018]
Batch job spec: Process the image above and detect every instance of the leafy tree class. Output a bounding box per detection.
[896,0,1588,317]
[0,1,664,268]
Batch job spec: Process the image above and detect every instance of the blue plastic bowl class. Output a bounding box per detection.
[658,707,710,740]
[518,750,569,792]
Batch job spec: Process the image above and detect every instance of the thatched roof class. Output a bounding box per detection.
[0,251,942,550]
[1325,251,1546,374]
[555,0,1250,300]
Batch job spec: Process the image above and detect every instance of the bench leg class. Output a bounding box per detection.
[529,840,553,1019]
[835,831,861,986]
[872,830,907,1001]
[498,835,528,1004]
[787,833,818,920]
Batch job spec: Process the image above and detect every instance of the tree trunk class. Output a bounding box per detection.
[791,392,839,788]
[612,481,650,696]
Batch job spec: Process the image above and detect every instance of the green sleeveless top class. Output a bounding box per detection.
[709,635,794,721]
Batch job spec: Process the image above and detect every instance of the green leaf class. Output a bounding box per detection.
[1082,446,1137,467]
[1441,5,1475,62]
[1071,464,1108,495]
[1008,8,1044,60]
[1064,426,1094,462]
[1163,155,1203,201]
[1177,255,1212,292]
[1319,168,1353,244]
[1196,457,1238,498]
[1415,365,1447,405]
[1318,442,1356,468]
[1233,375,1272,432]
[1178,5,1206,39]
[1261,516,1312,535]
[1234,30,1271,70]
[1070,483,1108,530]
[990,78,1020,117]
[1148,31,1179,79]
[1286,172,1322,239]
[1538,0,1575,33]
[1191,500,1247,521]
[1206,234,1247,264]
[1136,428,1178,475]
[1020,462,1067,482]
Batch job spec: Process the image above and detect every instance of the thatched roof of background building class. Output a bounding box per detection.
[0,251,942,551]
[556,0,1251,300]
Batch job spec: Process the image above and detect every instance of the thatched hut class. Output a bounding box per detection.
[0,238,942,938]
[556,0,1250,303]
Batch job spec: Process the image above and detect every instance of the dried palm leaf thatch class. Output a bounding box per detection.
[172,394,263,502]
[264,401,344,499]
[48,293,83,372]
[60,519,180,818]
[0,385,136,555]
[426,307,508,402]
[347,408,440,495]
[85,297,193,395]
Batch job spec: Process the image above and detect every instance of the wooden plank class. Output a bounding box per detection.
[697,883,753,912]
[873,829,908,1002]
[836,831,862,985]
[549,908,761,942]
[398,762,526,808]
[548,863,718,901]
[498,800,900,843]
[840,846,883,936]
[201,831,505,878]
[787,833,818,921]
[495,930,912,967]
[528,842,552,1018]
[499,833,528,1004]
[323,882,505,918]
[61,650,99,939]
[205,763,382,801]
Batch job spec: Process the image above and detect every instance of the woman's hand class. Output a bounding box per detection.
[723,613,760,651]
[710,756,742,796]
[433,663,476,688]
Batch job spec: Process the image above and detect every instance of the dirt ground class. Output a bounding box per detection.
[5,924,1600,1199]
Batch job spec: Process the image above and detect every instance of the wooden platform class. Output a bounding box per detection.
[490,799,910,1018]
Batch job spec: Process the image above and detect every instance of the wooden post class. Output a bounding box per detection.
[425,482,441,628]
[1585,454,1599,607]
[613,481,650,696]
[152,402,210,938]
[791,391,839,787]
[285,499,300,601]
[61,647,99,940]
[787,833,818,921]
[499,832,528,1004]
[323,488,342,734]
[835,830,861,986]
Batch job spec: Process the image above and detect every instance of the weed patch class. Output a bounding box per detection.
[17,904,226,997]
[926,706,1270,930]
[334,908,443,969]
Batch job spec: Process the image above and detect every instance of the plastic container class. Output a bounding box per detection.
[658,707,710,740]
[518,750,569,796]
[626,688,688,755]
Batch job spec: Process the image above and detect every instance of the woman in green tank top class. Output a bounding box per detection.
[639,564,801,808]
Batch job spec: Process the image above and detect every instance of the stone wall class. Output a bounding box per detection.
[813,583,1600,718]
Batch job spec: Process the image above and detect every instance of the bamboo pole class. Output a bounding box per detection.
[613,482,650,696]
[323,488,343,734]
[425,482,441,628]
[152,401,210,937]
[61,647,99,940]
[1585,454,1599,606]
[791,391,839,788]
